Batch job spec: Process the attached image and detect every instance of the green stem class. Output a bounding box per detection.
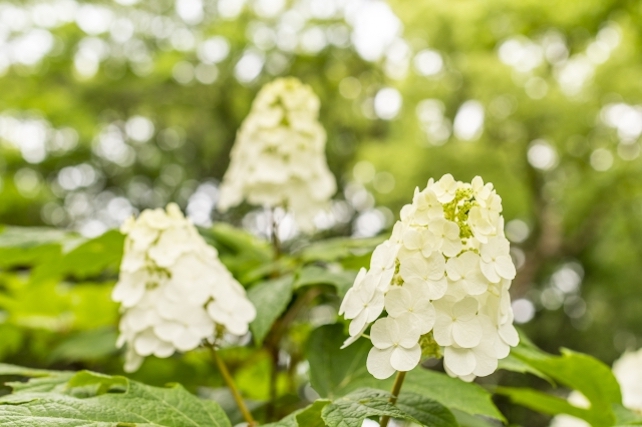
[210,346,257,427]
[271,208,281,261]
[379,371,407,427]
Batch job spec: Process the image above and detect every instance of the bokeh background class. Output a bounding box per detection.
[1,0,641,425]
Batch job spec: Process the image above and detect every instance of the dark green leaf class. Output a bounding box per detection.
[297,237,385,264]
[296,400,331,427]
[497,352,553,384]
[495,386,590,420]
[294,266,357,297]
[306,324,392,399]
[501,342,622,426]
[59,230,124,279]
[404,368,505,422]
[396,391,458,427]
[49,328,118,363]
[247,275,294,345]
[452,409,502,427]
[321,388,420,427]
[613,404,642,425]
[263,400,330,427]
[0,368,232,427]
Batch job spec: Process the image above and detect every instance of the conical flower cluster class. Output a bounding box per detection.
[113,203,256,372]
[339,174,519,381]
[217,77,336,232]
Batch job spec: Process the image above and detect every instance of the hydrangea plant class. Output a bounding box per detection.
[340,174,519,383]
[113,203,256,372]
[217,77,336,232]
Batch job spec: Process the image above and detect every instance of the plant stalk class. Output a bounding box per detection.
[211,346,257,427]
[379,370,407,427]
[270,208,281,261]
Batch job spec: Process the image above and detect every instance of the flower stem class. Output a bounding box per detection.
[210,346,257,427]
[270,208,281,260]
[379,370,407,427]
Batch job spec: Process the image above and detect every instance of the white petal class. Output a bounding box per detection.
[426,276,448,300]
[341,323,367,349]
[339,268,366,316]
[445,257,463,281]
[495,255,516,280]
[402,229,422,251]
[349,311,369,337]
[390,345,421,372]
[341,289,364,319]
[472,349,499,377]
[384,287,412,318]
[395,316,421,347]
[153,321,184,342]
[153,340,175,358]
[432,313,454,346]
[124,351,144,373]
[441,237,462,258]
[134,330,161,356]
[173,330,202,352]
[413,299,436,333]
[480,261,501,283]
[444,347,476,376]
[453,318,483,348]
[367,347,396,380]
[453,297,479,319]
[370,317,396,349]
[499,322,520,347]
[425,252,446,281]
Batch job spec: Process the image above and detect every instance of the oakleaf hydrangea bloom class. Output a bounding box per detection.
[217,77,336,232]
[113,203,256,372]
[340,174,519,381]
[551,348,642,426]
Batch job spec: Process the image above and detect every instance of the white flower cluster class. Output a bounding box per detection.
[339,174,519,381]
[113,203,256,372]
[551,348,642,427]
[217,77,336,232]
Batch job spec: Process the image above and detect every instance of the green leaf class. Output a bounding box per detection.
[0,227,81,251]
[495,386,590,420]
[497,352,553,384]
[404,368,505,422]
[247,275,294,345]
[49,328,119,362]
[497,341,622,426]
[613,403,642,425]
[395,391,458,427]
[263,400,330,427]
[199,223,273,283]
[59,230,124,279]
[296,400,331,427]
[297,236,385,264]
[306,324,392,399]
[321,388,420,427]
[294,266,357,297]
[0,364,72,393]
[0,368,232,427]
[0,324,23,360]
[451,409,500,427]
[306,324,499,422]
[0,363,61,378]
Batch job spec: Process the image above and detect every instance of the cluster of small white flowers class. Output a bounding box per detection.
[551,348,642,427]
[339,174,519,381]
[217,77,336,232]
[113,203,256,372]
